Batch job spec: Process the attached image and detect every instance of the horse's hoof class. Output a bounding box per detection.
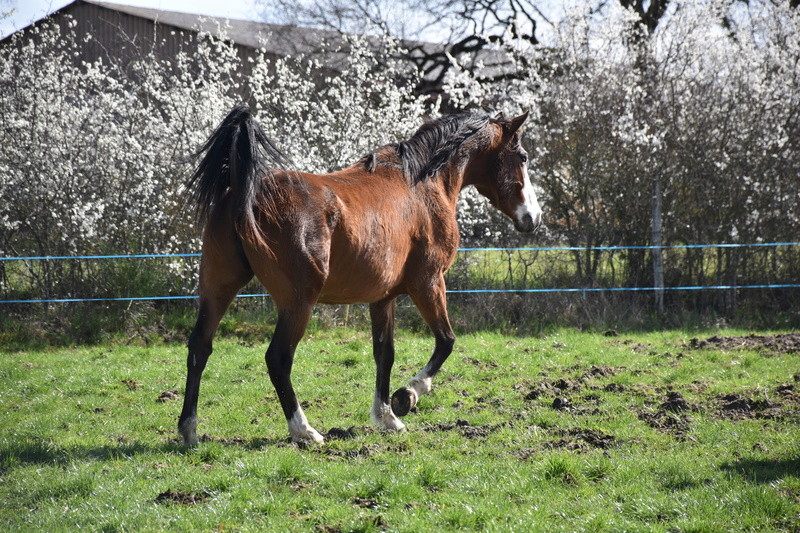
[391,387,418,417]
[291,429,325,445]
[371,410,407,431]
[292,431,325,447]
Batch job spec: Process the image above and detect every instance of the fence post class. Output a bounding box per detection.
[652,178,665,313]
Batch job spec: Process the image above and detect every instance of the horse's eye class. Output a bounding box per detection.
[519,153,528,163]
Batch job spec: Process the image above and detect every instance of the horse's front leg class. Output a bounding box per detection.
[369,297,405,431]
[392,276,455,416]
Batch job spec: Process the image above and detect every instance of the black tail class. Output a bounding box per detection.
[186,104,288,239]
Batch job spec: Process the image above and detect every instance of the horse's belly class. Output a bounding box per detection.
[319,253,406,304]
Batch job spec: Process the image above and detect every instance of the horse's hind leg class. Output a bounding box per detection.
[265,302,324,444]
[392,275,455,416]
[178,247,252,447]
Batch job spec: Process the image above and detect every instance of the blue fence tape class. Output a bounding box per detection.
[459,242,800,252]
[447,284,800,293]
[0,253,202,261]
[1,243,797,303]
[2,242,799,262]
[2,284,798,304]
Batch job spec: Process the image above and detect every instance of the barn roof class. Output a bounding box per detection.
[1,0,349,56]
[82,0,343,56]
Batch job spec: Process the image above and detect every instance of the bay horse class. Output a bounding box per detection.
[179,104,542,446]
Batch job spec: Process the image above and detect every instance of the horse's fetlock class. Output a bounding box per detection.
[178,416,198,447]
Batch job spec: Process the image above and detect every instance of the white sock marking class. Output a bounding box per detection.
[288,407,324,444]
[371,391,406,431]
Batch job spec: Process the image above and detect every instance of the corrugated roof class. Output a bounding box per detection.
[84,0,346,56]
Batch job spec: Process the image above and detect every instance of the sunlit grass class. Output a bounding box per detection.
[0,328,798,531]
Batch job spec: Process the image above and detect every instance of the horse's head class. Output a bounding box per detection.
[465,112,543,233]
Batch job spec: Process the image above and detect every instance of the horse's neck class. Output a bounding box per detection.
[434,167,465,205]
[438,148,485,202]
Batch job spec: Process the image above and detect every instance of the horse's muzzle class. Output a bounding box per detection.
[515,212,542,233]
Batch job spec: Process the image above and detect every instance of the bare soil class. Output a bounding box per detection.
[661,391,694,412]
[325,426,359,440]
[713,383,799,421]
[424,419,504,439]
[689,332,800,354]
[156,389,179,402]
[154,489,210,505]
[637,409,693,440]
[546,428,616,451]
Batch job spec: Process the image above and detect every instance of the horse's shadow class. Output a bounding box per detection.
[0,428,346,473]
[1,438,175,467]
[0,435,293,468]
[720,456,800,483]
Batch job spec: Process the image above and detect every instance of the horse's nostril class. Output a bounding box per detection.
[524,213,534,229]
[515,213,534,232]
[515,212,542,233]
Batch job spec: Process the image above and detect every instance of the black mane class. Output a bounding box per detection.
[393,113,491,183]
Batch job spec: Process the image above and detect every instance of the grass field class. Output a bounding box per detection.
[1,327,798,532]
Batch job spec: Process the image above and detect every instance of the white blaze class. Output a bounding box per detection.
[515,170,543,227]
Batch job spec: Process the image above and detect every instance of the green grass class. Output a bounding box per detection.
[1,328,798,531]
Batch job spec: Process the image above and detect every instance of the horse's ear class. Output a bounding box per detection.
[504,111,529,135]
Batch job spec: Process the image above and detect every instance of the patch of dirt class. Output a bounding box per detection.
[687,380,710,393]
[688,333,800,355]
[154,489,210,505]
[461,356,498,369]
[216,437,247,446]
[156,389,179,402]
[471,395,504,410]
[325,426,359,440]
[424,419,504,439]
[546,428,616,451]
[522,377,583,401]
[630,343,653,353]
[524,366,625,402]
[776,383,800,407]
[514,448,538,460]
[522,388,543,401]
[121,379,139,391]
[352,497,380,509]
[660,391,695,412]
[714,392,785,420]
[583,365,618,379]
[315,443,381,459]
[638,409,693,440]
[604,383,627,393]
